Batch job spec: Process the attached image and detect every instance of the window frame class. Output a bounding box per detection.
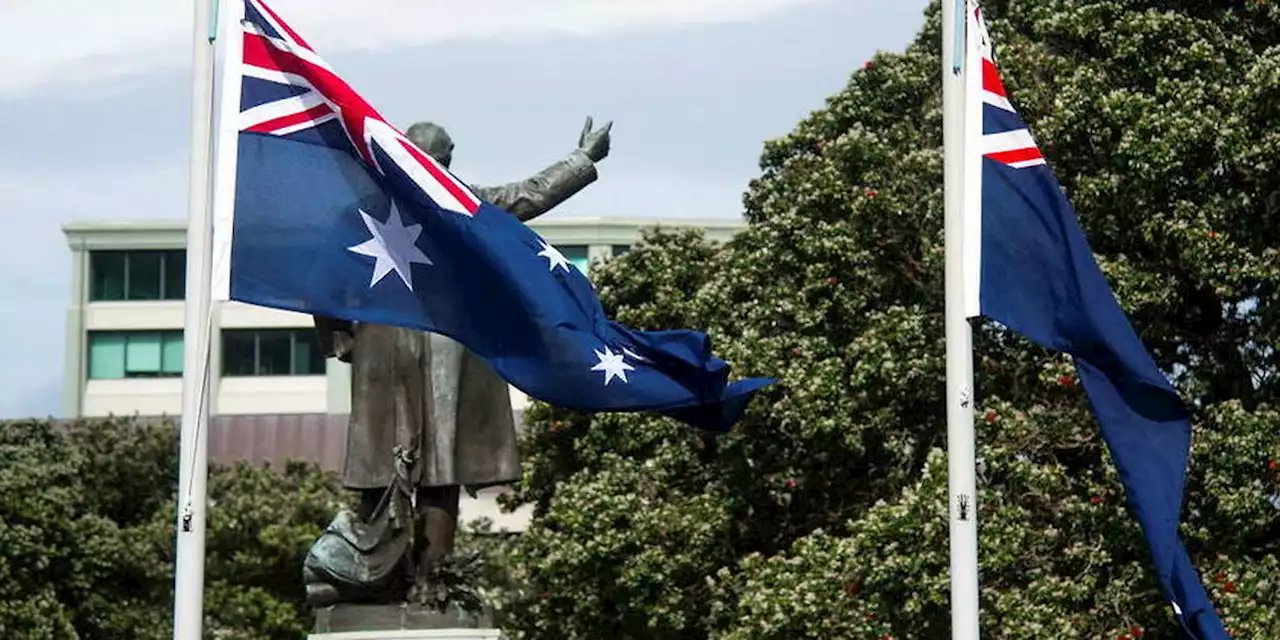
[221,328,325,377]
[88,250,186,302]
[87,330,184,380]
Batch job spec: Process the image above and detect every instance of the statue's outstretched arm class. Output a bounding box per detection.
[472,117,611,222]
[473,151,596,222]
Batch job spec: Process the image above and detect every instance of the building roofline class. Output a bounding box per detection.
[63,219,188,233]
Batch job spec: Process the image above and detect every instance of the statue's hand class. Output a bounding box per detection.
[577,116,612,162]
[330,330,355,363]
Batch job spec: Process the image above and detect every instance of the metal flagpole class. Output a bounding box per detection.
[173,0,218,638]
[942,0,980,638]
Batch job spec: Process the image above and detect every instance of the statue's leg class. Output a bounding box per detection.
[417,485,461,562]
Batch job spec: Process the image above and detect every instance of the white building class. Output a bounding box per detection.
[62,216,744,529]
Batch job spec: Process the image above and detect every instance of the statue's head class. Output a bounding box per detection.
[405,121,454,168]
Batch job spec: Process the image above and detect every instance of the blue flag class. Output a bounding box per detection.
[965,6,1224,637]
[213,0,773,431]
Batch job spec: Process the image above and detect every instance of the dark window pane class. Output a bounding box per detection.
[90,252,127,301]
[164,250,186,299]
[611,245,631,257]
[257,330,292,376]
[222,330,257,376]
[557,245,590,276]
[292,330,325,375]
[558,245,588,260]
[128,252,163,300]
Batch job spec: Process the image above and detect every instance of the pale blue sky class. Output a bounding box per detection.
[0,0,929,418]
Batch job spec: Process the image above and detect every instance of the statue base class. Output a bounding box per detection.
[309,604,506,640]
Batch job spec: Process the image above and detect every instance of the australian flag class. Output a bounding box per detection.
[964,4,1225,638]
[212,0,773,431]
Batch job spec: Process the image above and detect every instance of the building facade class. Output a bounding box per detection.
[62,216,744,529]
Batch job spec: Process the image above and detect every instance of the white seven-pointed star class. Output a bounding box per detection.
[591,346,636,386]
[347,203,433,290]
[537,241,572,272]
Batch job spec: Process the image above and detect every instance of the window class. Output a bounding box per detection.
[222,329,325,376]
[557,245,590,275]
[88,331,183,379]
[90,250,186,301]
[611,245,631,257]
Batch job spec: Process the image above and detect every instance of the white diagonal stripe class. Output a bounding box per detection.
[241,64,316,92]
[239,91,327,130]
[242,21,334,72]
[364,119,479,216]
[266,112,339,136]
[981,129,1038,155]
[983,91,1014,112]
[1007,158,1047,168]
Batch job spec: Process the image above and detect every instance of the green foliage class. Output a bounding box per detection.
[0,418,345,639]
[503,454,737,639]
[454,517,529,630]
[410,550,487,614]
[504,0,1280,637]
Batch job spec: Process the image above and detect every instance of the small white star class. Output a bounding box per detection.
[347,203,433,290]
[537,241,572,272]
[591,346,635,386]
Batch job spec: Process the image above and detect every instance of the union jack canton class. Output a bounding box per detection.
[237,0,479,215]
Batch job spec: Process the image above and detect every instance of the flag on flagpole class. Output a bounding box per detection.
[960,3,1226,638]
[209,0,773,431]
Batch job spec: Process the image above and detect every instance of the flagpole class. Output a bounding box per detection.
[173,0,218,638]
[942,0,980,638]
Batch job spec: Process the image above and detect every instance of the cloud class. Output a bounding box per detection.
[0,0,822,96]
[0,162,185,419]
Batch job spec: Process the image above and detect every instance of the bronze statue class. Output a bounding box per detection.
[303,117,612,608]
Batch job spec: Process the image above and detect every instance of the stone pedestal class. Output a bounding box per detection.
[309,604,506,640]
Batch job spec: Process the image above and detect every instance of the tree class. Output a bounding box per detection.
[0,417,347,639]
[501,1,1280,637]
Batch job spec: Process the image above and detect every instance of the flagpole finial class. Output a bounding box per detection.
[207,0,221,42]
[951,0,966,75]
